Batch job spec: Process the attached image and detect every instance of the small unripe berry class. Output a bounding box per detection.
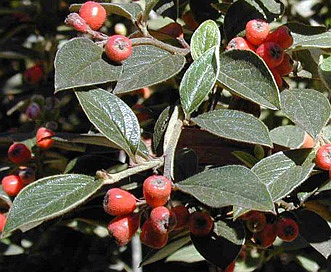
[2,175,24,197]
[140,219,169,249]
[253,223,277,248]
[245,19,270,46]
[65,12,89,33]
[23,64,43,85]
[114,23,127,36]
[79,1,106,30]
[226,37,255,51]
[103,188,137,216]
[171,205,189,230]
[265,25,293,50]
[8,143,31,164]
[189,211,213,237]
[275,217,299,242]
[25,102,41,120]
[275,53,294,76]
[245,211,267,233]
[315,143,331,170]
[143,175,172,207]
[149,206,177,234]
[107,213,140,246]
[105,35,132,63]
[256,42,284,68]
[18,166,35,185]
[36,127,55,149]
[0,213,7,232]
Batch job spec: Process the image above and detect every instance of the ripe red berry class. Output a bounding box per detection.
[265,25,293,50]
[140,219,169,249]
[149,206,177,234]
[36,127,55,149]
[245,19,270,46]
[256,42,284,68]
[79,1,106,30]
[65,12,89,33]
[226,37,255,51]
[2,175,24,197]
[253,223,277,248]
[18,166,35,185]
[105,35,132,63]
[275,217,299,242]
[171,205,189,230]
[270,68,283,89]
[107,213,140,246]
[103,188,137,216]
[275,53,294,76]
[245,211,267,233]
[8,143,31,164]
[315,143,331,170]
[143,175,172,208]
[189,211,213,237]
[0,213,7,232]
[23,64,43,85]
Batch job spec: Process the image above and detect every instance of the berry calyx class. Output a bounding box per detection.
[171,205,190,230]
[245,19,270,46]
[8,143,31,164]
[256,42,284,68]
[143,175,172,208]
[226,37,255,51]
[105,35,132,63]
[315,143,331,170]
[265,25,293,50]
[36,127,55,149]
[2,175,24,197]
[245,211,267,233]
[253,223,277,248]
[149,206,177,234]
[275,53,294,76]
[78,1,106,31]
[107,213,140,246]
[275,217,299,242]
[189,211,213,237]
[18,166,36,185]
[140,219,169,249]
[0,213,7,232]
[103,188,137,216]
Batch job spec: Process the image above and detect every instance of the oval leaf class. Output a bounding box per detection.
[166,244,204,263]
[113,45,186,94]
[180,46,220,117]
[76,88,140,158]
[292,31,331,50]
[280,89,331,138]
[2,174,101,237]
[54,38,122,92]
[319,54,331,91]
[192,109,272,147]
[218,50,280,109]
[270,125,306,148]
[191,20,221,60]
[176,165,274,212]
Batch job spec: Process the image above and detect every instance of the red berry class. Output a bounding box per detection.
[23,64,43,84]
[171,205,189,230]
[301,133,315,149]
[140,219,169,249]
[224,261,236,272]
[275,53,294,76]
[253,223,277,248]
[275,217,299,242]
[105,35,132,63]
[8,143,31,164]
[265,25,293,50]
[245,19,270,46]
[79,1,106,30]
[226,37,255,51]
[65,12,89,33]
[103,188,137,216]
[189,211,213,237]
[36,127,55,149]
[18,166,35,185]
[315,143,331,170]
[0,213,6,232]
[245,211,267,233]
[143,175,172,208]
[150,206,177,234]
[2,175,24,197]
[25,102,41,120]
[270,68,283,89]
[107,213,140,246]
[256,42,284,68]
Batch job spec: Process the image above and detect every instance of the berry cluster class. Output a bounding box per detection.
[103,175,192,248]
[226,19,294,89]
[65,1,132,63]
[315,143,331,179]
[241,211,299,248]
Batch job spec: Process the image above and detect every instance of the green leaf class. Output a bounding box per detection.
[153,106,172,154]
[191,20,221,60]
[270,125,306,148]
[54,38,122,92]
[176,165,274,212]
[292,30,331,50]
[319,54,331,91]
[2,174,101,237]
[166,244,204,263]
[76,88,140,158]
[113,45,186,94]
[217,50,280,110]
[144,0,159,21]
[180,46,220,117]
[191,220,245,270]
[280,89,331,138]
[252,151,314,201]
[231,151,259,168]
[192,109,272,147]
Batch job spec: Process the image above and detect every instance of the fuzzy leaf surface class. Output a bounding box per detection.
[270,125,305,148]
